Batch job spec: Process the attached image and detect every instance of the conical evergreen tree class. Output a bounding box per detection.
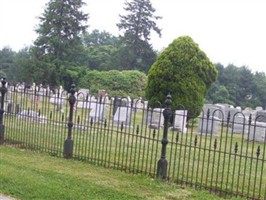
[30,0,88,88]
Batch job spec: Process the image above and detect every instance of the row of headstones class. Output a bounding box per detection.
[10,101,266,143]
[202,103,266,123]
[201,104,266,143]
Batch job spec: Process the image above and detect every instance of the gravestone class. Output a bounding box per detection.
[15,104,21,114]
[197,115,220,136]
[256,111,266,123]
[6,102,14,114]
[17,110,47,123]
[245,122,266,143]
[49,94,65,112]
[256,106,263,112]
[77,88,89,100]
[113,106,132,127]
[112,97,128,116]
[226,107,240,124]
[77,101,96,109]
[231,114,248,134]
[88,103,105,123]
[146,108,164,129]
[202,104,221,119]
[171,110,187,133]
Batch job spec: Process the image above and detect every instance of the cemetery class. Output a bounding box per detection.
[0,81,265,200]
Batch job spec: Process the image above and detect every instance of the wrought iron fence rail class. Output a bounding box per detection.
[0,82,265,200]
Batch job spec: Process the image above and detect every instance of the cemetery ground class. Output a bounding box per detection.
[0,145,237,200]
[1,87,265,199]
[3,111,265,199]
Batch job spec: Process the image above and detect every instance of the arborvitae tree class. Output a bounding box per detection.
[30,0,88,88]
[145,36,218,118]
[116,0,161,72]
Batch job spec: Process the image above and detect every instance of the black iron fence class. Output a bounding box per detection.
[0,80,265,199]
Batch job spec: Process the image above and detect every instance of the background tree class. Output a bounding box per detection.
[205,63,262,109]
[0,47,15,80]
[145,36,218,118]
[82,30,120,70]
[253,72,266,108]
[116,0,161,72]
[29,0,88,88]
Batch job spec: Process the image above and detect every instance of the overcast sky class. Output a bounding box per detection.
[0,0,265,73]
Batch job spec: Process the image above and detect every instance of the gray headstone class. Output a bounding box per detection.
[256,111,266,123]
[202,104,221,119]
[171,110,187,133]
[147,108,164,129]
[198,115,220,136]
[245,122,266,143]
[231,114,248,134]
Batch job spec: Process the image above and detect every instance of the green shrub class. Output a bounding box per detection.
[145,36,218,117]
[78,70,147,98]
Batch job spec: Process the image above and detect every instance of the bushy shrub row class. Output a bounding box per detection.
[79,70,147,99]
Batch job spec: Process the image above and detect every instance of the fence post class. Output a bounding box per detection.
[157,93,172,179]
[0,78,7,144]
[63,83,76,158]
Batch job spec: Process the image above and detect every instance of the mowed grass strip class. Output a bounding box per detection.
[0,146,237,200]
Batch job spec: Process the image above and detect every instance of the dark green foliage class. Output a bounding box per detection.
[116,0,161,72]
[29,0,88,88]
[78,70,147,98]
[112,39,157,73]
[0,47,15,81]
[82,30,120,70]
[146,36,218,117]
[206,63,266,109]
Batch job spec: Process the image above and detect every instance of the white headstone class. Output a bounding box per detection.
[17,110,47,123]
[113,107,132,127]
[171,110,187,133]
[88,103,105,123]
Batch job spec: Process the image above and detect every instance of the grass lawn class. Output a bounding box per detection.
[0,145,242,200]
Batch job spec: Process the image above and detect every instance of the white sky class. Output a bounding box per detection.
[0,0,266,73]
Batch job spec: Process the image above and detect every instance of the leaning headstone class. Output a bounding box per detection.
[198,115,220,136]
[246,122,266,143]
[171,110,187,133]
[113,106,132,128]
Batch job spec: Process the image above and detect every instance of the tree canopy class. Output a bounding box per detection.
[29,0,89,88]
[116,0,161,72]
[145,36,218,117]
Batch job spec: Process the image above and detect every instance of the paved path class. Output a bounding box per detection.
[0,194,15,200]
